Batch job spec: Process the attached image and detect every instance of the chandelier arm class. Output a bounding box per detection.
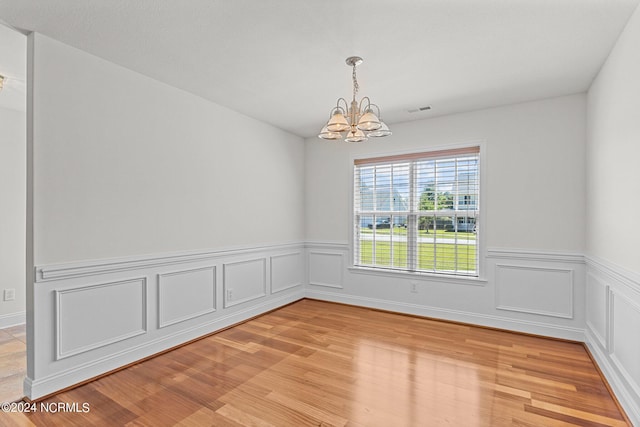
[336,98,349,113]
[358,97,372,114]
[368,103,382,117]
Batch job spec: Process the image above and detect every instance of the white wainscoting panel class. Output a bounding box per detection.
[308,251,343,288]
[306,245,584,340]
[495,264,573,319]
[270,252,303,294]
[29,243,305,400]
[223,258,267,308]
[55,277,147,359]
[585,272,608,349]
[158,266,216,328]
[584,255,640,426]
[610,290,640,398]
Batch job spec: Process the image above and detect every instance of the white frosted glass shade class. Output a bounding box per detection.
[368,121,392,137]
[345,129,367,143]
[318,125,343,140]
[326,111,350,132]
[356,110,381,131]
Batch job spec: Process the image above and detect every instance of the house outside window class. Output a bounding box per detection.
[353,146,480,276]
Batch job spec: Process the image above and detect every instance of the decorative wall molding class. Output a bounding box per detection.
[585,255,640,426]
[29,241,640,424]
[609,290,640,397]
[270,252,303,294]
[26,289,305,400]
[585,272,608,350]
[222,258,267,308]
[304,241,586,342]
[37,242,304,282]
[495,264,574,319]
[29,242,306,400]
[585,255,640,293]
[305,242,584,336]
[158,266,216,328]
[55,277,147,360]
[308,251,344,288]
[487,248,584,264]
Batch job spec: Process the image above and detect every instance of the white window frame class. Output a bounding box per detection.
[349,142,486,285]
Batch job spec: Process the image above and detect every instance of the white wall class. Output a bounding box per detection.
[0,23,26,328]
[305,95,587,340]
[586,8,640,273]
[307,94,586,251]
[585,3,640,424]
[31,34,305,266]
[0,107,26,327]
[25,33,306,398]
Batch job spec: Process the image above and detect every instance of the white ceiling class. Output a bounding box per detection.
[0,0,638,137]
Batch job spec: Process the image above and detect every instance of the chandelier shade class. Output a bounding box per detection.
[326,109,350,132]
[345,128,367,143]
[356,109,382,131]
[368,120,392,138]
[318,125,343,140]
[318,57,391,142]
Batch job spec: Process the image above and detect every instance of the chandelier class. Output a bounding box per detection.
[318,56,391,142]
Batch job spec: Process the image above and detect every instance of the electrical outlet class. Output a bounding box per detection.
[3,289,16,301]
[410,282,418,293]
[226,289,233,301]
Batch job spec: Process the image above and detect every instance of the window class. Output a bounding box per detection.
[353,146,480,276]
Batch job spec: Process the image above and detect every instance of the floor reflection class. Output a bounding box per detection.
[354,337,480,425]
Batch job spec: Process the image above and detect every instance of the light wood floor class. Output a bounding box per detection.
[0,299,630,426]
[0,324,26,403]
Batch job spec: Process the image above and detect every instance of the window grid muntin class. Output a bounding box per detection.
[354,150,479,277]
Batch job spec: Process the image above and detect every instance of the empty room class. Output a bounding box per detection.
[0,0,639,425]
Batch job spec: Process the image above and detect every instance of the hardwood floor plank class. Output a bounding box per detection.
[176,406,244,427]
[529,399,628,426]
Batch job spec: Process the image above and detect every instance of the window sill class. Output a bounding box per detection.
[348,266,487,286]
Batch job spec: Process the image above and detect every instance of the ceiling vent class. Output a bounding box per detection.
[408,105,432,113]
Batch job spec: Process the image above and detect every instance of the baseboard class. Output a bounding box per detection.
[0,311,25,329]
[305,289,585,341]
